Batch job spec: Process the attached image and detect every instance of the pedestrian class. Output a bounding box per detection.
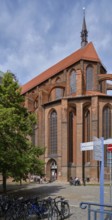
[74,177,80,186]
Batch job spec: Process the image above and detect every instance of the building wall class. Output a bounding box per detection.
[24,59,112,182]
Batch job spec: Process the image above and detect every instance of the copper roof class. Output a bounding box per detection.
[21,42,101,94]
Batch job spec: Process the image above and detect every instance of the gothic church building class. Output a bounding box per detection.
[21,14,112,183]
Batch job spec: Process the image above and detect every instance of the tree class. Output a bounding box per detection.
[0,72,45,192]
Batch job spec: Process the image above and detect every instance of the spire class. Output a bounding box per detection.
[81,8,88,48]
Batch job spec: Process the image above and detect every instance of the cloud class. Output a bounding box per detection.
[0,0,112,85]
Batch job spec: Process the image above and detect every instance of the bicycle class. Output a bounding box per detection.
[4,197,27,220]
[23,197,50,219]
[48,196,70,220]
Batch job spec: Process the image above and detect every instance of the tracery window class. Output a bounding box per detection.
[69,112,74,162]
[103,106,111,138]
[70,70,76,94]
[83,108,90,162]
[55,77,63,99]
[49,110,57,154]
[56,88,63,99]
[86,66,93,91]
[103,106,111,166]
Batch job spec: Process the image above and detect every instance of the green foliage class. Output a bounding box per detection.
[0,72,45,188]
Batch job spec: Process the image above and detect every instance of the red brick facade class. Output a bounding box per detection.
[22,41,112,183]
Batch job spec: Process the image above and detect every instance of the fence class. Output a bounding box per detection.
[80,202,112,220]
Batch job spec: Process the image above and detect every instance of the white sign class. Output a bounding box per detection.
[80,142,93,151]
[80,138,112,152]
[93,138,103,161]
[104,139,112,145]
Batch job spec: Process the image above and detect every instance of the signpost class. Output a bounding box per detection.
[80,138,112,151]
[80,141,93,151]
[80,137,112,220]
[93,137,104,220]
[93,137,103,161]
[107,144,112,203]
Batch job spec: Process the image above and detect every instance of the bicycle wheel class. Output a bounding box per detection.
[48,206,59,220]
[61,202,70,218]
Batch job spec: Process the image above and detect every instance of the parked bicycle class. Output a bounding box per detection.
[48,196,70,220]
[0,194,70,220]
[24,197,50,219]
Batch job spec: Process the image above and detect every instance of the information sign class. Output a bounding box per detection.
[80,141,93,151]
[93,138,103,161]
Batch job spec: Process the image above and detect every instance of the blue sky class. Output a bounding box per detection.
[0,0,112,85]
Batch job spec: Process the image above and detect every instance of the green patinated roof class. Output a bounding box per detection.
[0,71,4,77]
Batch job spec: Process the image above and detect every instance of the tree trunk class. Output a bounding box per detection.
[2,172,7,193]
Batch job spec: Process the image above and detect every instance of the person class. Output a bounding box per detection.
[74,177,80,186]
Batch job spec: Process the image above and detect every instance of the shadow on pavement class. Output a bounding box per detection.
[0,182,66,199]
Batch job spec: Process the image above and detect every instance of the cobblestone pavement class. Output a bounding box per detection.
[0,181,111,219]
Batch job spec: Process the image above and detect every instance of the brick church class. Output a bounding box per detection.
[21,12,112,183]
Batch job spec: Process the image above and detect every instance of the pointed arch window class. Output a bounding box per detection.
[55,77,63,99]
[103,106,111,138]
[69,112,74,162]
[49,110,57,154]
[103,106,111,166]
[86,66,93,91]
[83,108,90,162]
[56,88,63,99]
[70,70,76,94]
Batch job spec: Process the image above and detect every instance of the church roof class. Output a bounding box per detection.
[21,42,101,94]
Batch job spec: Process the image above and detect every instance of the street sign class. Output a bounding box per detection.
[80,138,112,151]
[107,144,112,152]
[93,138,103,161]
[104,139,112,145]
[80,141,93,151]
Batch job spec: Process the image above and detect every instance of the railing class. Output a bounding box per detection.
[80,202,112,220]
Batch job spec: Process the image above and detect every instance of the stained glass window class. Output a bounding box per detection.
[83,109,90,162]
[70,70,76,94]
[69,112,74,162]
[49,110,57,154]
[86,66,93,91]
[56,88,63,99]
[103,106,111,138]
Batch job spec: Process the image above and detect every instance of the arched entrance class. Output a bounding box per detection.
[46,159,57,181]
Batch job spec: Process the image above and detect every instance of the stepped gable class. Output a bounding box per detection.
[21,42,101,94]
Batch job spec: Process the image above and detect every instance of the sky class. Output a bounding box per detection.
[0,0,112,86]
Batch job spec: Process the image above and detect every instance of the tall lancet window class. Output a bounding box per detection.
[56,77,62,99]
[69,112,74,162]
[103,106,111,166]
[86,66,93,91]
[49,110,57,155]
[103,106,111,138]
[70,70,76,94]
[83,108,90,162]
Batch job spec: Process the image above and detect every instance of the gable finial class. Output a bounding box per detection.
[81,7,88,48]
